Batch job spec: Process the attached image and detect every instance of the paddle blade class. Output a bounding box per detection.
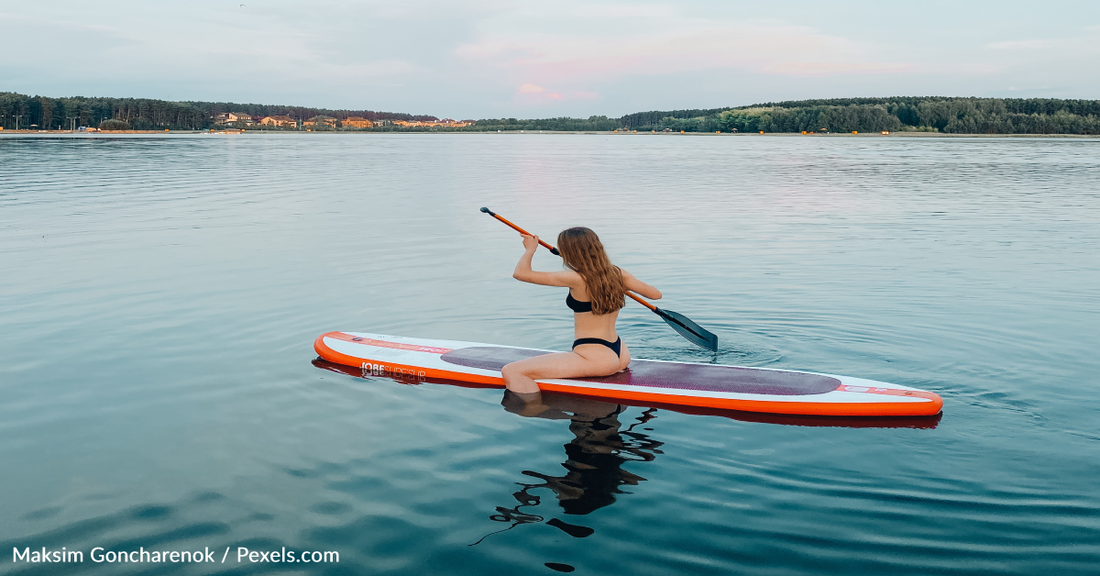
[655,307,718,352]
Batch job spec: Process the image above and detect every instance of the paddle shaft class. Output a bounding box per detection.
[480,208,559,256]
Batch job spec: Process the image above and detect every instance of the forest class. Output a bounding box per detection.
[2,92,1098,135]
[0,92,433,131]
[622,97,1100,135]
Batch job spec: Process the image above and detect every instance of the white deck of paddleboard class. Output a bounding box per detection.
[323,332,935,406]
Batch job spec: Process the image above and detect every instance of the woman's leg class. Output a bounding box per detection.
[501,349,620,394]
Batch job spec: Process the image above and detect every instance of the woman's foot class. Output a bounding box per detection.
[501,390,553,417]
[501,363,541,394]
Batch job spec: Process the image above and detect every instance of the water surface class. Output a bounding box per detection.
[1,133,1098,574]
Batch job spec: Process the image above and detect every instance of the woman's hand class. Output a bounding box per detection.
[521,233,540,253]
[513,233,576,287]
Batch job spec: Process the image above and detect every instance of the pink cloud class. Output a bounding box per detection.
[513,85,600,105]
[516,83,546,94]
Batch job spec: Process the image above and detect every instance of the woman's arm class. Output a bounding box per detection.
[621,268,662,300]
[513,234,580,287]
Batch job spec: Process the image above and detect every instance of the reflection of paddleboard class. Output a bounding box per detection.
[313,332,943,417]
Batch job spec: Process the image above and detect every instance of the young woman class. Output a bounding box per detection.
[501,227,662,395]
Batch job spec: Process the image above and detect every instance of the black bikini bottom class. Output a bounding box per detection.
[572,337,622,357]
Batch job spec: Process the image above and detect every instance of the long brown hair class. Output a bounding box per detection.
[557,227,624,315]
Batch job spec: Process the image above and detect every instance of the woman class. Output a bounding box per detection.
[501,227,662,395]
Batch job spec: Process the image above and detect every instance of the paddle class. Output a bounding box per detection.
[480,207,719,352]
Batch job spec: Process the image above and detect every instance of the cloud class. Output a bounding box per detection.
[515,84,598,104]
[456,11,911,86]
[985,27,1100,52]
[516,83,546,94]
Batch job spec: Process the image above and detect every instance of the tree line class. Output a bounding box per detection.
[622,97,1100,135]
[2,92,1098,134]
[0,92,436,131]
[476,98,1100,134]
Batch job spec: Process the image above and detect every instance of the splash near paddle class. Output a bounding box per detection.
[313,332,943,417]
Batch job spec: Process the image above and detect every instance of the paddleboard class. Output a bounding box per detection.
[313,332,943,417]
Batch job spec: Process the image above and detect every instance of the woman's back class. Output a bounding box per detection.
[567,281,621,342]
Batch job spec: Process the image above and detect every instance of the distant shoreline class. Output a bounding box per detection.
[6,93,1098,134]
[2,129,1097,139]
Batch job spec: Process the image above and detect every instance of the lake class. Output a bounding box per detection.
[1,132,1098,575]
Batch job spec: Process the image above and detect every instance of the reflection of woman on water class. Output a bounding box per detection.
[472,392,663,544]
[502,227,662,396]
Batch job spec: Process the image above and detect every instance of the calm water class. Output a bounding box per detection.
[1,133,1098,575]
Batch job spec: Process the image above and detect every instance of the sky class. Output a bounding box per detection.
[2,0,1099,118]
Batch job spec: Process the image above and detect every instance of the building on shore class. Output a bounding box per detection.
[343,117,374,129]
[215,112,256,125]
[260,115,297,128]
[302,116,339,128]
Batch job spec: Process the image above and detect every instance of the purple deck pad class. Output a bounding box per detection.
[440,347,841,396]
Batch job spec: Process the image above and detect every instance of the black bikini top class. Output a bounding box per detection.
[566,292,593,313]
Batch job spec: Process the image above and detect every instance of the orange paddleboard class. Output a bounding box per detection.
[314,331,943,417]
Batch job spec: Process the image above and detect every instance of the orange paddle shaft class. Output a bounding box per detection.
[480,207,559,255]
